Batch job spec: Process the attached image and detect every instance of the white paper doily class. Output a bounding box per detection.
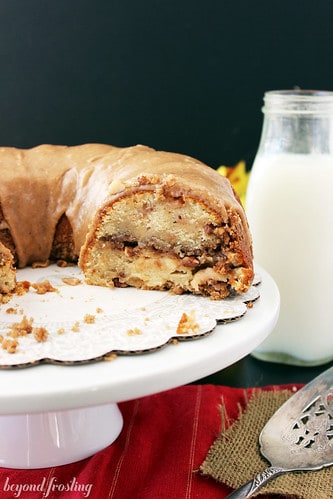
[0,264,260,367]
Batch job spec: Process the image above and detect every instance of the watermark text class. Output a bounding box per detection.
[3,476,93,497]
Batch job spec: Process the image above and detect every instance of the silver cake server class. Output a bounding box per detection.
[226,366,333,498]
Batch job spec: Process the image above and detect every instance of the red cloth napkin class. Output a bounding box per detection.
[0,383,299,498]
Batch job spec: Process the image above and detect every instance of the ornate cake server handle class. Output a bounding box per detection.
[225,466,288,498]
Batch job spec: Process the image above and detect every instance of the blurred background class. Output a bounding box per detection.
[0,0,332,169]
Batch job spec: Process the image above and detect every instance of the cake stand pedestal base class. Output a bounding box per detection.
[0,403,123,469]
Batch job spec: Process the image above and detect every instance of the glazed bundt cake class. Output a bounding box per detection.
[0,144,254,299]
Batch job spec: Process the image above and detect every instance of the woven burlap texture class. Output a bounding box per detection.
[200,389,333,498]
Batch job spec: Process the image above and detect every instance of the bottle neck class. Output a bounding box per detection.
[257,90,333,155]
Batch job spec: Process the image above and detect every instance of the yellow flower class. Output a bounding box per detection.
[217,160,249,207]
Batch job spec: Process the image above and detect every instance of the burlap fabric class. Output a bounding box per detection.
[200,389,333,498]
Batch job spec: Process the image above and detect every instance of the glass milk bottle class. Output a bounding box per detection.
[246,90,333,365]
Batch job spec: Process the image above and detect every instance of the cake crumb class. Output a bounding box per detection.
[32,280,57,295]
[84,314,95,324]
[62,277,82,286]
[96,307,103,313]
[56,260,75,268]
[8,316,34,337]
[127,327,142,336]
[104,353,117,362]
[6,307,17,314]
[71,321,80,332]
[0,316,52,354]
[2,338,19,353]
[57,328,65,335]
[31,260,50,268]
[16,281,31,296]
[33,327,48,342]
[176,310,200,335]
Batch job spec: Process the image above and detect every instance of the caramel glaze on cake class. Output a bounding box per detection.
[0,144,254,299]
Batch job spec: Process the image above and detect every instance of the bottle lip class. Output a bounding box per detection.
[263,89,333,114]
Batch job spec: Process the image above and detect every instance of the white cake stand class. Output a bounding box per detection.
[0,265,279,469]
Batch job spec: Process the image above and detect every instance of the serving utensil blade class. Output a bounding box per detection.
[226,365,333,498]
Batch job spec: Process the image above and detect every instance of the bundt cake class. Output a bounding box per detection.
[0,143,254,299]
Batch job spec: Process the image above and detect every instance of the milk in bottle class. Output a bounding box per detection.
[246,90,333,365]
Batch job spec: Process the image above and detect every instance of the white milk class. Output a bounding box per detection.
[246,153,333,365]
